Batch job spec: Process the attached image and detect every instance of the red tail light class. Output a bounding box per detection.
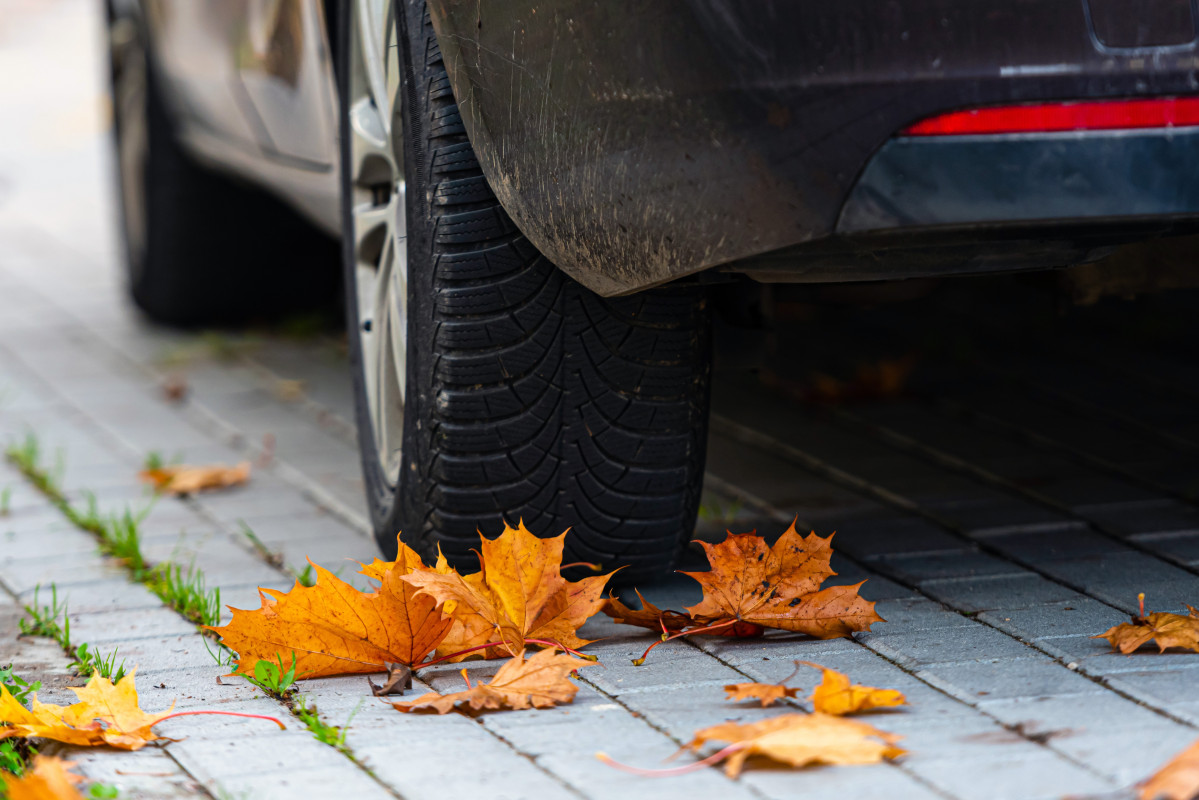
[902,97,1199,136]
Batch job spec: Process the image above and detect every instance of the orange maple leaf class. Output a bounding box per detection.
[683,525,880,637]
[2,756,86,800]
[209,537,454,676]
[139,462,250,495]
[606,524,882,664]
[1093,594,1199,655]
[599,713,905,778]
[391,649,591,714]
[1141,738,1199,800]
[801,661,906,715]
[403,521,614,660]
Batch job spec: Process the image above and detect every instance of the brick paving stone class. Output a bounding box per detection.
[904,748,1115,800]
[861,626,1037,668]
[57,748,203,799]
[920,574,1081,613]
[14,577,164,614]
[977,692,1176,738]
[1131,530,1199,565]
[879,550,1027,584]
[870,597,976,632]
[744,763,947,800]
[1079,498,1199,537]
[65,607,198,644]
[983,527,1128,561]
[1038,552,1199,613]
[833,518,969,560]
[1039,635,1199,675]
[184,763,396,800]
[1053,722,1199,786]
[978,597,1122,640]
[1102,664,1199,709]
[916,657,1105,703]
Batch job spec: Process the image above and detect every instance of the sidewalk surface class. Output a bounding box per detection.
[3,2,1199,799]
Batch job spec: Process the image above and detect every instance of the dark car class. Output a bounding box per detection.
[106,0,1199,578]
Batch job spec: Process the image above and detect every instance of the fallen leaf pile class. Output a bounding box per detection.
[392,649,590,714]
[0,670,281,751]
[139,461,250,495]
[1094,594,1199,655]
[605,523,882,663]
[1,755,85,800]
[599,714,905,778]
[1141,738,1199,800]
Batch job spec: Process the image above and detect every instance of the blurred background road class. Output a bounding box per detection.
[3,1,1199,799]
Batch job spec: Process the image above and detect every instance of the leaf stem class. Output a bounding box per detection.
[596,743,747,777]
[155,710,286,729]
[420,638,596,669]
[634,619,738,665]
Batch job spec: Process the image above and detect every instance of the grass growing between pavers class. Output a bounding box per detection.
[19,584,129,683]
[6,433,226,640]
[4,431,388,786]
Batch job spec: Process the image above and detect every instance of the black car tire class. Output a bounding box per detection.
[342,1,712,582]
[108,11,339,326]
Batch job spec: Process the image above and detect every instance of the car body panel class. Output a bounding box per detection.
[137,0,340,233]
[427,0,1199,294]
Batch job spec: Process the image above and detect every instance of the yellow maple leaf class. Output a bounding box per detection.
[0,669,172,750]
[801,662,906,716]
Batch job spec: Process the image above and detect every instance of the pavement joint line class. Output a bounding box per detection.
[703,473,1199,735]
[827,403,1199,581]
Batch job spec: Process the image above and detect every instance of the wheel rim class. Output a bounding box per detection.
[111,16,148,280]
[349,0,407,486]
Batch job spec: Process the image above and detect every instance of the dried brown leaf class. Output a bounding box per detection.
[139,462,250,495]
[391,649,590,714]
[1093,595,1199,655]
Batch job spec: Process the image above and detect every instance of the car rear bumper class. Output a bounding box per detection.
[839,127,1199,234]
[430,0,1199,294]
